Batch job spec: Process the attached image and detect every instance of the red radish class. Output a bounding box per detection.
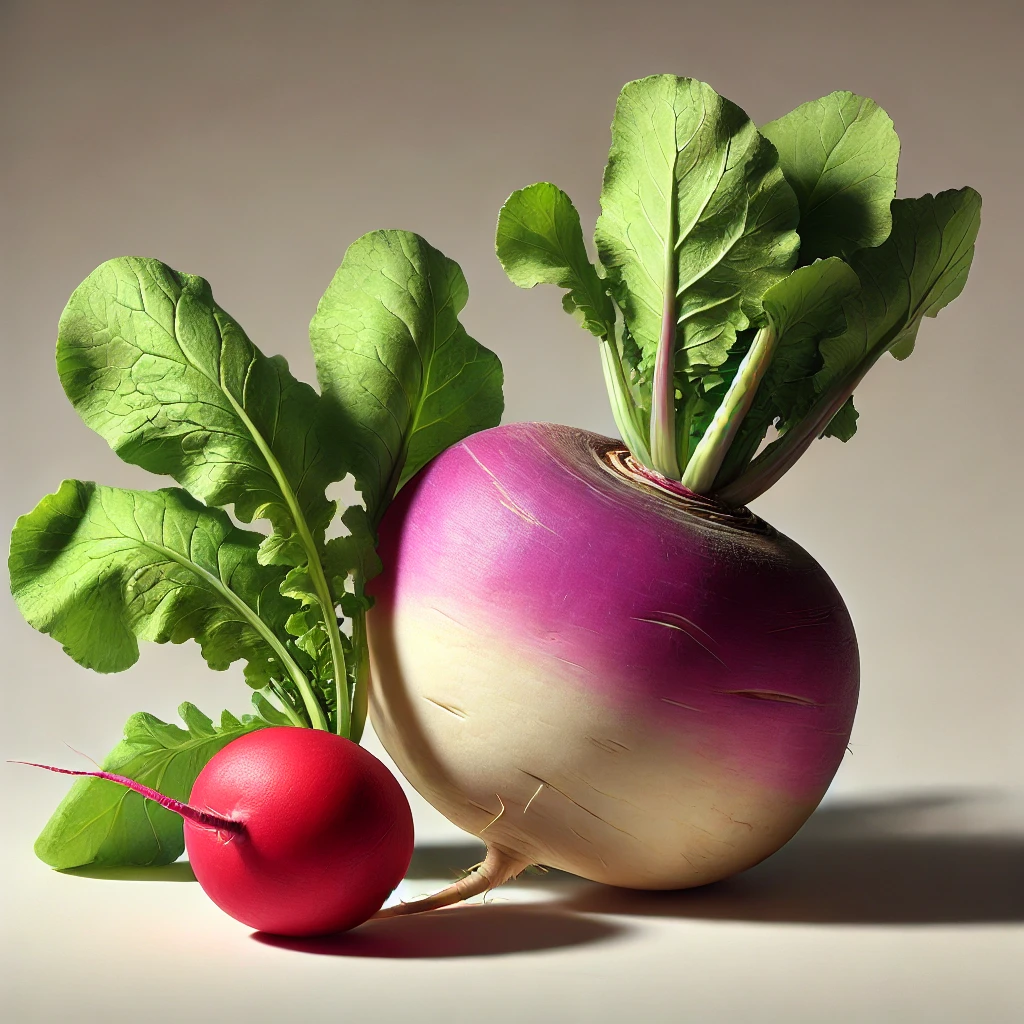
[20,728,414,936]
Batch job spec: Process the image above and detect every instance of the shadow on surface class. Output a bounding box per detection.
[409,791,1024,926]
[252,902,626,958]
[60,861,197,882]
[405,842,576,886]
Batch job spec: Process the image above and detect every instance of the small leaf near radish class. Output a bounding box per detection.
[33,703,269,870]
[820,396,859,442]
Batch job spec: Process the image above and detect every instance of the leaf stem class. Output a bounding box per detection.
[13,762,246,834]
[683,326,777,494]
[650,226,681,479]
[143,537,326,730]
[262,683,306,727]
[716,351,880,506]
[225,394,345,734]
[599,333,651,465]
[348,603,371,744]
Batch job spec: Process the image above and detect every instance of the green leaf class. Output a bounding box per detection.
[821,396,859,441]
[310,230,503,520]
[324,505,383,601]
[762,92,900,264]
[715,188,982,506]
[815,189,982,392]
[495,183,651,462]
[714,258,860,484]
[762,257,862,426]
[594,75,800,375]
[56,258,343,569]
[496,183,616,339]
[57,256,354,731]
[8,481,301,692]
[34,703,271,869]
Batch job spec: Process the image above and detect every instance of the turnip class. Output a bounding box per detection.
[369,423,857,902]
[21,728,414,936]
[367,76,981,914]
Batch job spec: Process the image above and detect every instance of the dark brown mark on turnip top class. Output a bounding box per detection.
[721,690,821,707]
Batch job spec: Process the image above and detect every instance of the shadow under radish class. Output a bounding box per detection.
[251,902,627,958]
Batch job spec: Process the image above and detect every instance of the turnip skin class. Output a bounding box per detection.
[185,728,414,936]
[367,422,858,890]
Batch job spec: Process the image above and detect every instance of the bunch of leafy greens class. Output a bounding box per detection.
[496,76,981,504]
[9,233,502,867]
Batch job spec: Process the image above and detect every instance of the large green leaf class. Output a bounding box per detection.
[815,188,982,393]
[310,230,503,519]
[57,257,352,728]
[8,481,302,692]
[762,91,900,264]
[57,257,342,569]
[594,75,800,375]
[496,182,616,339]
[34,703,275,869]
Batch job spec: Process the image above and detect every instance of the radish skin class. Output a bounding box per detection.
[367,422,858,895]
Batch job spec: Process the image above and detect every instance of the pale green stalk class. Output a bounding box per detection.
[682,326,777,493]
[599,334,651,465]
[225,393,347,735]
[348,600,371,744]
[650,223,681,479]
[717,353,880,506]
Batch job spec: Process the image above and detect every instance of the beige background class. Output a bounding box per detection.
[2,1,1021,1021]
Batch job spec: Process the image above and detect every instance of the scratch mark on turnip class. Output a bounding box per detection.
[431,606,472,629]
[478,794,506,834]
[517,769,649,845]
[632,615,727,666]
[461,443,556,533]
[768,607,835,632]
[523,782,545,814]
[586,736,623,755]
[553,656,586,670]
[721,689,819,707]
[661,697,703,712]
[422,695,468,719]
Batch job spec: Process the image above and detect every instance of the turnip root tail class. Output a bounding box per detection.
[12,761,244,834]
[374,843,528,918]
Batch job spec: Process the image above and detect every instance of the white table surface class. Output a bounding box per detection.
[4,765,1021,1024]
